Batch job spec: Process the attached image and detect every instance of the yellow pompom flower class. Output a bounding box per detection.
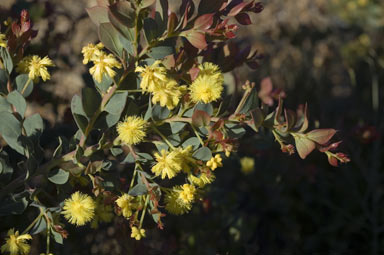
[135,60,168,92]
[82,42,104,64]
[152,78,186,110]
[1,229,32,255]
[164,187,192,215]
[89,51,121,82]
[240,157,255,174]
[16,55,55,82]
[117,116,147,145]
[206,154,223,171]
[152,149,183,179]
[90,199,114,229]
[131,227,146,240]
[115,193,136,219]
[0,34,7,48]
[179,184,196,204]
[62,191,96,226]
[188,172,215,188]
[175,146,196,173]
[189,62,224,103]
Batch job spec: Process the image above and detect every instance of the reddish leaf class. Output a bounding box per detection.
[194,13,214,30]
[297,103,309,133]
[183,30,208,50]
[189,67,200,81]
[294,135,316,159]
[198,0,227,14]
[109,1,135,28]
[307,129,337,145]
[86,6,109,26]
[235,13,252,25]
[258,77,273,106]
[168,12,178,35]
[192,110,211,127]
[227,2,250,16]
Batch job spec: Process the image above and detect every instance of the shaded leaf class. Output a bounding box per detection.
[192,110,211,127]
[128,183,148,196]
[307,129,337,145]
[15,74,34,97]
[98,23,124,57]
[82,87,101,118]
[48,168,69,185]
[86,6,109,25]
[294,135,315,159]
[0,111,23,154]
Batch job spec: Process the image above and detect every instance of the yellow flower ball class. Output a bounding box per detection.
[89,52,121,83]
[151,78,186,110]
[117,116,147,145]
[189,62,224,103]
[81,42,104,64]
[179,184,196,204]
[115,193,136,219]
[135,60,168,92]
[206,154,223,171]
[16,55,55,82]
[240,157,255,174]
[0,33,7,48]
[164,187,192,215]
[1,229,32,255]
[62,191,96,226]
[131,227,146,240]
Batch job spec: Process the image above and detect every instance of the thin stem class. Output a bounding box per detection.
[151,125,175,150]
[190,124,204,146]
[46,225,51,255]
[20,78,32,95]
[22,210,43,234]
[139,194,150,229]
[129,165,138,190]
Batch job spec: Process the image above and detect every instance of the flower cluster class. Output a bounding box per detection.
[81,43,121,82]
[16,55,54,82]
[1,229,32,255]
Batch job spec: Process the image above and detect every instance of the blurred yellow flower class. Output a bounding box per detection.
[82,42,104,64]
[152,78,186,110]
[240,157,255,174]
[188,172,215,188]
[1,229,32,255]
[62,191,96,226]
[206,154,223,171]
[164,187,192,215]
[115,193,136,219]
[117,116,147,145]
[89,52,121,82]
[190,62,224,103]
[131,227,146,240]
[0,34,7,48]
[17,55,54,82]
[179,184,196,204]
[135,60,168,92]
[90,199,114,229]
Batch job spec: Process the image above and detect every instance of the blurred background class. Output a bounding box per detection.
[1,0,384,254]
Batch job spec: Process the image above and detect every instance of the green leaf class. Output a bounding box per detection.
[152,104,170,120]
[86,6,109,25]
[170,122,186,134]
[192,110,211,127]
[119,34,134,56]
[0,96,11,112]
[240,87,258,114]
[193,146,212,161]
[48,168,69,185]
[23,114,44,138]
[182,137,200,150]
[0,112,23,154]
[306,129,337,145]
[15,74,34,97]
[0,69,8,94]
[144,96,152,120]
[0,48,13,74]
[104,91,128,115]
[250,108,264,131]
[143,18,160,44]
[51,229,63,244]
[94,74,113,93]
[294,135,315,159]
[195,103,213,116]
[71,95,88,134]
[148,46,174,59]
[30,216,47,235]
[98,22,124,57]
[109,1,135,28]
[128,183,148,196]
[7,91,26,116]
[82,87,101,118]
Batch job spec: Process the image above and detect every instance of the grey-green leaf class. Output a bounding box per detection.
[7,91,26,116]
[0,112,24,154]
[48,168,70,185]
[192,146,212,161]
